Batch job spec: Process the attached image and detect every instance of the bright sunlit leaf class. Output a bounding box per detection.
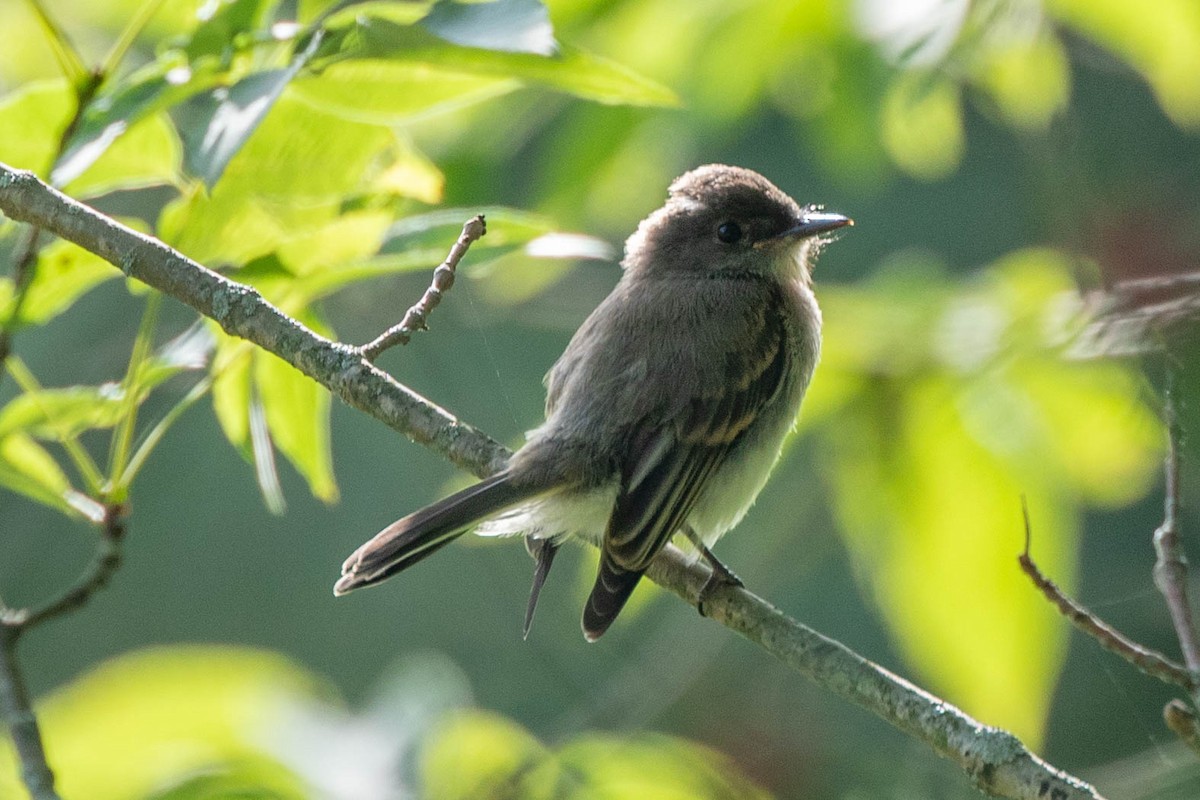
[163,93,394,264]
[974,33,1070,131]
[421,0,557,56]
[0,79,73,178]
[881,74,964,180]
[175,40,318,188]
[0,646,320,800]
[0,432,77,516]
[806,252,1159,744]
[1049,0,1200,127]
[0,385,128,439]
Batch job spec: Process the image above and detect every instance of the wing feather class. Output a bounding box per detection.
[582,289,792,638]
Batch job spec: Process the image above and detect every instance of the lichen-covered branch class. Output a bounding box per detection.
[0,161,1106,800]
[0,164,510,478]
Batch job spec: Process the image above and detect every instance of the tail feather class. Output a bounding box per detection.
[335,471,536,595]
[581,554,644,642]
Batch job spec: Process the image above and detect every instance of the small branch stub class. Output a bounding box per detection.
[1164,699,1200,756]
[360,214,487,361]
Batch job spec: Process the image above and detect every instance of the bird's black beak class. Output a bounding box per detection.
[779,212,853,240]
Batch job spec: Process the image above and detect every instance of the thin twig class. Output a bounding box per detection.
[1152,369,1200,674]
[3,504,128,631]
[359,215,487,361]
[1018,498,1195,690]
[0,161,1107,800]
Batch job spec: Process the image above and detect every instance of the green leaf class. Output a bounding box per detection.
[143,760,308,800]
[0,646,319,800]
[161,92,395,265]
[1049,0,1200,127]
[0,72,184,195]
[53,54,222,190]
[253,324,339,503]
[420,712,771,800]
[275,211,394,276]
[807,253,1160,744]
[211,332,254,455]
[63,111,183,196]
[184,0,277,61]
[300,14,677,122]
[291,58,519,125]
[0,385,128,439]
[175,34,323,188]
[134,321,217,395]
[421,711,551,800]
[3,239,117,328]
[421,0,557,57]
[0,432,78,516]
[0,79,73,178]
[973,33,1070,131]
[249,386,287,515]
[293,207,601,299]
[558,734,772,800]
[881,74,963,180]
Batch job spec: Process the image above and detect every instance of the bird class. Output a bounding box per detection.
[335,164,851,641]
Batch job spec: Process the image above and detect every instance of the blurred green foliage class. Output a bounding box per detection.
[0,646,771,798]
[1,0,1197,797]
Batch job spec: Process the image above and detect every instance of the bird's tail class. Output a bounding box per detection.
[581,553,644,641]
[335,470,539,595]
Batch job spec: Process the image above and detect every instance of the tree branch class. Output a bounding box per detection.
[0,164,510,478]
[1,503,126,800]
[0,161,1106,800]
[360,214,486,361]
[0,628,59,800]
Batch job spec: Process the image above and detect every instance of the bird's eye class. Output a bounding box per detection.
[716,221,742,244]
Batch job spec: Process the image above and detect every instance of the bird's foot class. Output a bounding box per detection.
[696,550,743,617]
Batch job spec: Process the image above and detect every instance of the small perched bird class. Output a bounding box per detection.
[335,165,851,640]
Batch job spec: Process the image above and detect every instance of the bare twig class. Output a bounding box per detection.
[1153,369,1200,675]
[2,504,127,630]
[1018,498,1195,690]
[0,161,1107,800]
[360,215,487,361]
[0,503,126,800]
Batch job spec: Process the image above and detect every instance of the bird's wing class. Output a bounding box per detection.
[582,303,791,639]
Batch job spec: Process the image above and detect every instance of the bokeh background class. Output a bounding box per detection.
[2,0,1200,797]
